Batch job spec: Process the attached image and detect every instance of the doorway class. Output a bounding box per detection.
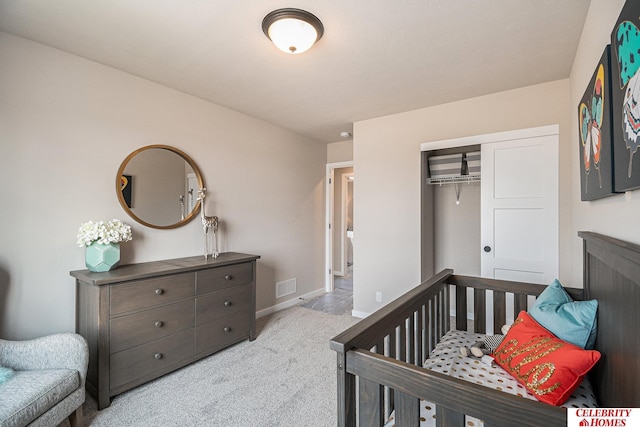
[421,125,559,331]
[325,162,354,294]
[420,125,559,285]
[334,171,354,291]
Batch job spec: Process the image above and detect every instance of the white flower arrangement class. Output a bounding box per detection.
[76,219,133,247]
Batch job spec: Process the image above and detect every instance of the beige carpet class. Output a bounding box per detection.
[73,306,359,426]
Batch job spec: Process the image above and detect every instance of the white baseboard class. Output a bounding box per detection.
[256,287,327,319]
[351,310,370,319]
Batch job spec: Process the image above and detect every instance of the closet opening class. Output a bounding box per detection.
[421,145,482,281]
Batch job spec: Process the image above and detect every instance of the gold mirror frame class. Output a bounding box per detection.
[116,145,204,229]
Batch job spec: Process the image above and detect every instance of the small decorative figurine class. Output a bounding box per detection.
[459,324,511,358]
[196,188,219,259]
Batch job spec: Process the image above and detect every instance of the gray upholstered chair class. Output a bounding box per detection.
[0,333,88,427]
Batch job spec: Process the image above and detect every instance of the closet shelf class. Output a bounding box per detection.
[428,174,481,185]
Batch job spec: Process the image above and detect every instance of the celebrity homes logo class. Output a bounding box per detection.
[567,408,638,427]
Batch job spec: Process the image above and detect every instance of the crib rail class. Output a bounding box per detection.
[330,270,583,427]
[347,349,565,427]
[448,275,582,334]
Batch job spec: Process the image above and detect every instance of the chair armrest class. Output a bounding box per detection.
[0,333,88,385]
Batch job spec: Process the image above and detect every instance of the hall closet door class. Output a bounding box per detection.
[480,132,559,284]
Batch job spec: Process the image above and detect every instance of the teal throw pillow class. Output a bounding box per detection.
[0,366,14,386]
[528,279,598,349]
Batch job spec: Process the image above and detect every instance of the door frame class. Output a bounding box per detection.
[420,124,559,151]
[420,124,559,328]
[420,126,559,272]
[335,172,354,277]
[325,161,354,293]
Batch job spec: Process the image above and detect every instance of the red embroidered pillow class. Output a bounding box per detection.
[493,311,600,406]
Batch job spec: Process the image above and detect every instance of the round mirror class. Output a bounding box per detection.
[116,145,204,229]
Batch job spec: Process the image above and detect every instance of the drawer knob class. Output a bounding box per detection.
[155,288,164,295]
[154,321,163,328]
[224,301,232,307]
[224,275,233,280]
[223,327,231,333]
[154,353,163,360]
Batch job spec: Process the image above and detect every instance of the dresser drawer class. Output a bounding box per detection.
[196,284,251,325]
[110,329,194,390]
[195,310,249,354]
[196,262,253,294]
[110,273,195,315]
[110,300,195,353]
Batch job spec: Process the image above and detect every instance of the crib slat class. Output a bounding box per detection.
[429,299,436,352]
[359,377,384,426]
[408,315,415,364]
[443,285,450,333]
[384,333,395,418]
[455,285,467,331]
[473,289,486,333]
[434,294,440,341]
[437,289,445,337]
[514,293,527,318]
[493,290,506,334]
[336,353,356,427]
[395,391,420,427]
[416,307,424,364]
[375,339,385,355]
[436,406,464,427]
[399,322,407,362]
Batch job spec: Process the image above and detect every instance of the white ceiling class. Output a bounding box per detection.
[0,1,591,143]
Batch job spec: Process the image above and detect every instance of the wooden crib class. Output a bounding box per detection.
[330,232,640,426]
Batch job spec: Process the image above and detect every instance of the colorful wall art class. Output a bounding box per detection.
[578,46,615,200]
[611,0,640,192]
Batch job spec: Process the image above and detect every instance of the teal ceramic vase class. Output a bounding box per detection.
[85,242,120,272]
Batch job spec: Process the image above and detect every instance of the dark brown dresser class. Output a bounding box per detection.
[70,252,260,409]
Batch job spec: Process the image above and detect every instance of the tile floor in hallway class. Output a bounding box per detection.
[300,265,353,315]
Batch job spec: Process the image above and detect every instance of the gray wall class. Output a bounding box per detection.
[352,0,634,317]
[433,183,481,276]
[353,79,572,316]
[327,140,353,163]
[0,32,327,339]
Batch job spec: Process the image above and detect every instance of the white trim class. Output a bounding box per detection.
[420,124,559,151]
[325,161,354,293]
[351,310,370,319]
[256,287,327,318]
[336,172,354,276]
[333,172,345,277]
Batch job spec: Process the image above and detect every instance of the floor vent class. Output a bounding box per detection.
[276,278,296,298]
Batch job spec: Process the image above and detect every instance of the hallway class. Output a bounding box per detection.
[301,266,353,315]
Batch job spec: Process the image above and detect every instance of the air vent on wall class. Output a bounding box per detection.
[276,278,297,298]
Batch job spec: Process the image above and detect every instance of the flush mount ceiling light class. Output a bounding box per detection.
[262,8,324,54]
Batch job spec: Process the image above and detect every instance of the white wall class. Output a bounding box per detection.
[353,0,640,317]
[434,183,481,276]
[353,79,573,315]
[0,33,327,339]
[570,0,640,283]
[327,140,353,163]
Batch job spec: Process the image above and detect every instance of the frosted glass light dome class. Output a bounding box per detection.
[262,9,324,55]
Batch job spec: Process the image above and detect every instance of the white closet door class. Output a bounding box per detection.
[481,134,558,284]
